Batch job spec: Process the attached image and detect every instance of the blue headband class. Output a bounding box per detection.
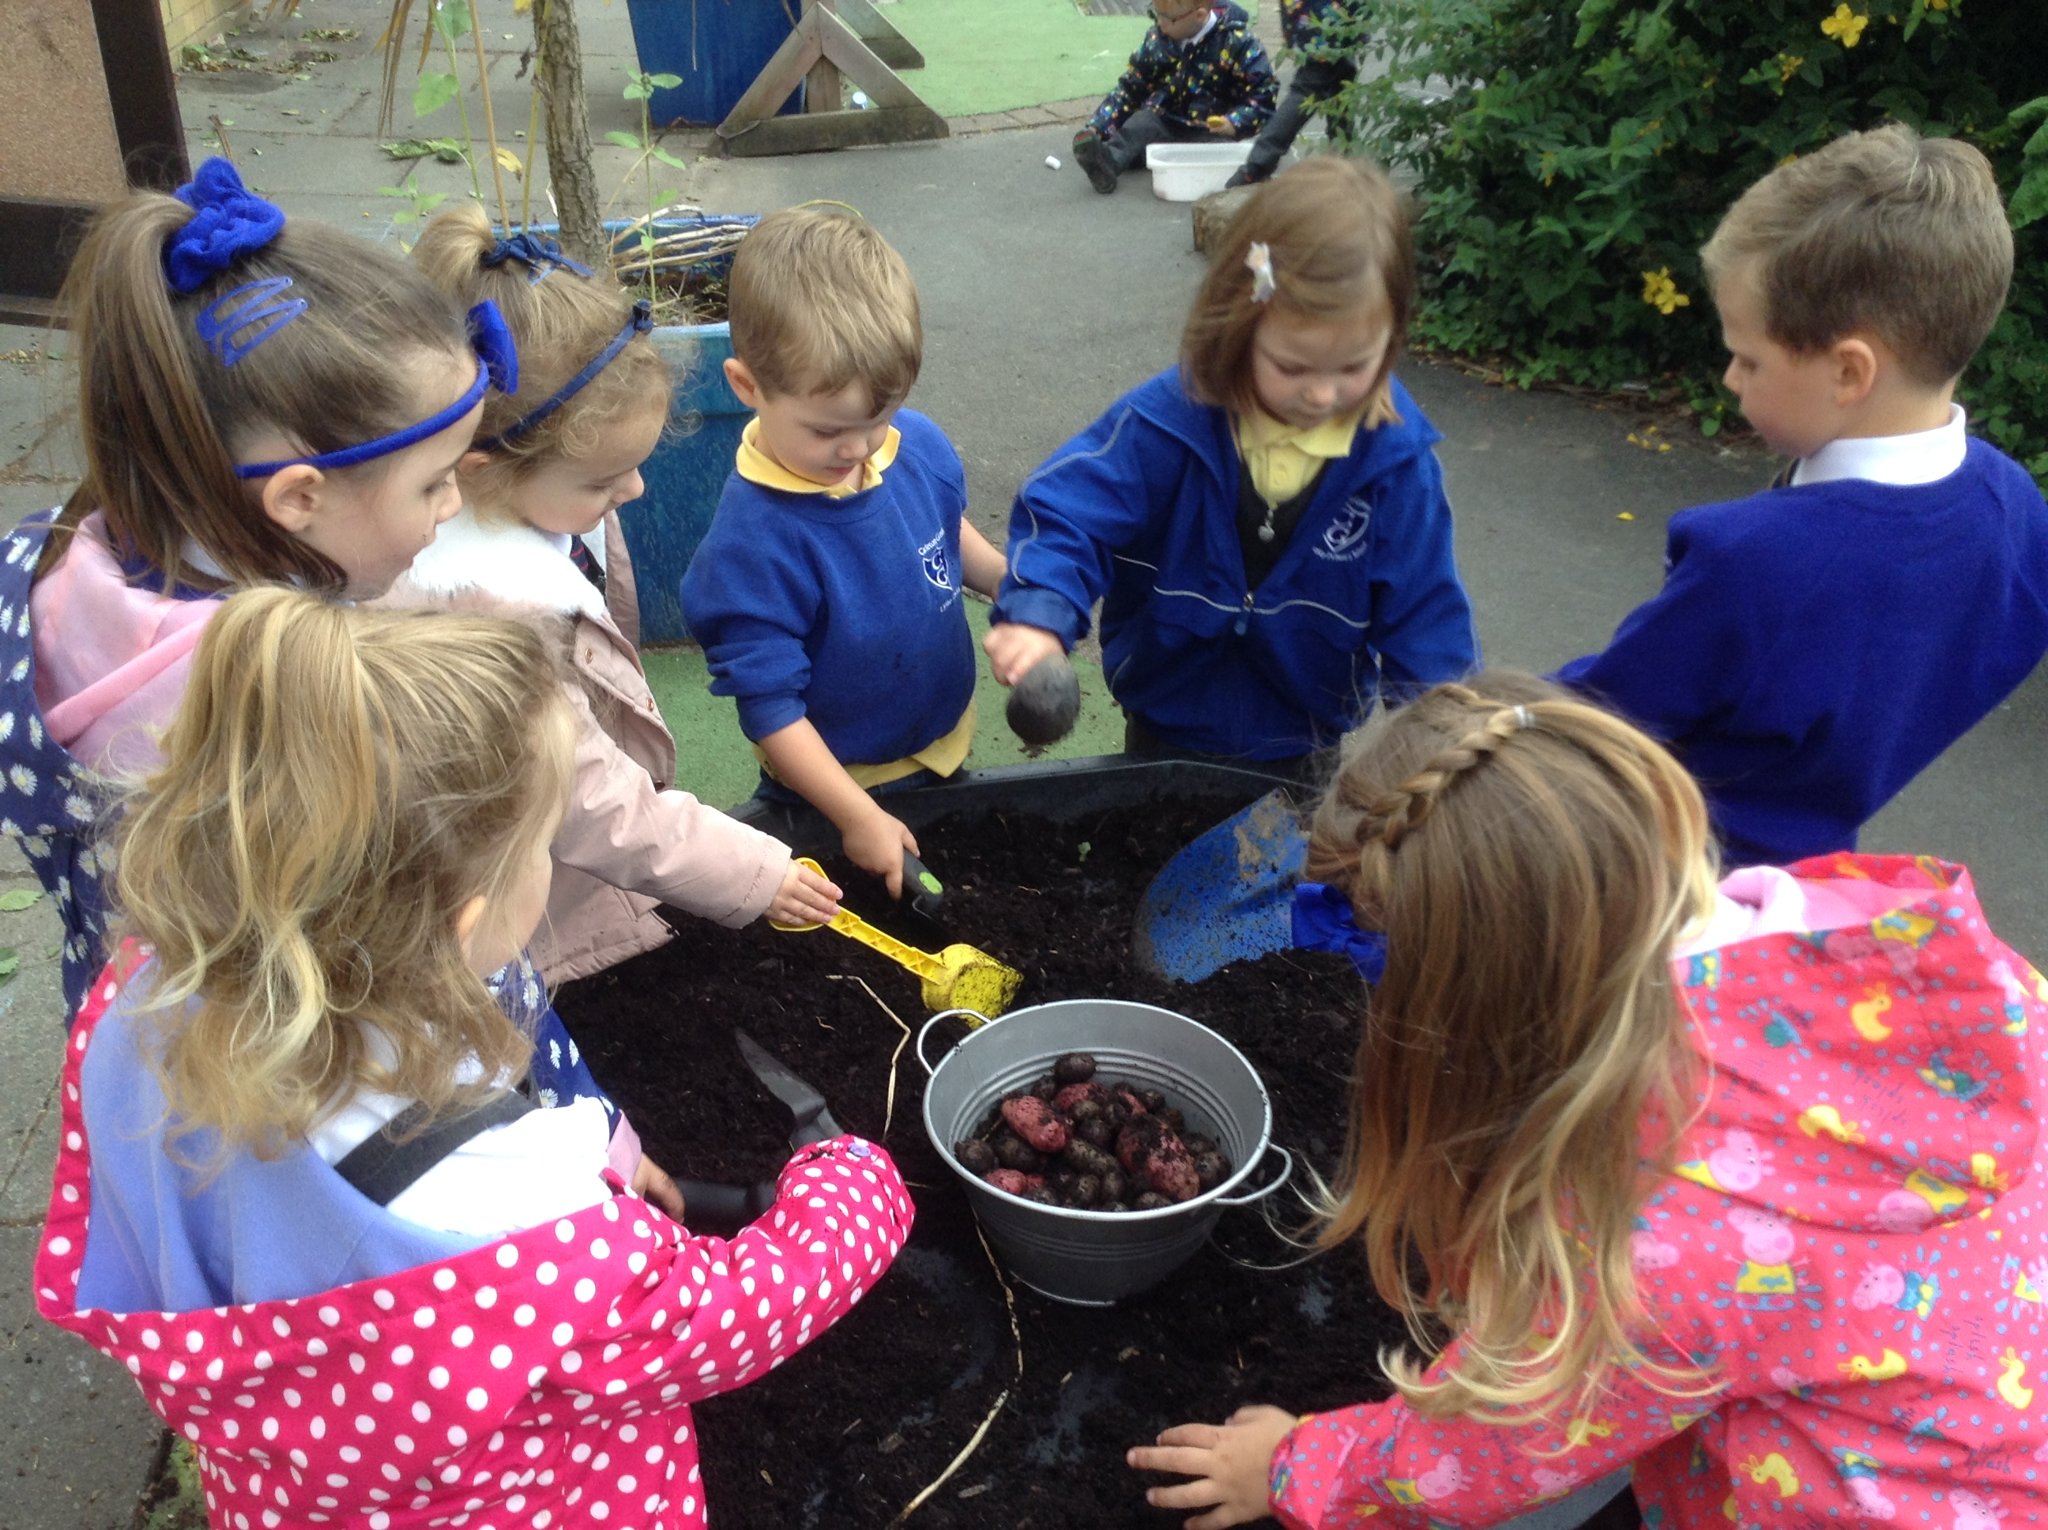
[1291,881,1388,983]
[232,301,519,480]
[474,299,655,453]
[481,231,594,284]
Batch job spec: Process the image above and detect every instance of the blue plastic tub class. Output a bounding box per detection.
[608,215,757,644]
[624,0,803,126]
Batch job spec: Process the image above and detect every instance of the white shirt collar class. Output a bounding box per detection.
[1174,10,1218,48]
[1792,403,1967,488]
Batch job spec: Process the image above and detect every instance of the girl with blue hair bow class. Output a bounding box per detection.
[1,161,640,1177]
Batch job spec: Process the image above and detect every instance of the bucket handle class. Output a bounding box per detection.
[916,1007,994,1075]
[1210,1143,1293,1207]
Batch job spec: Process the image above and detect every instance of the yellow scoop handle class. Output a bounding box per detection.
[770,859,1022,1018]
[771,860,949,985]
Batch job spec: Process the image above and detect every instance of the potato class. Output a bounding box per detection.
[1053,1052,1098,1085]
[1001,1095,1070,1154]
[954,1138,997,1176]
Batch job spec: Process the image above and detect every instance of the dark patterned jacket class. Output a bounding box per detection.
[1089,2,1276,138]
[1279,0,1359,51]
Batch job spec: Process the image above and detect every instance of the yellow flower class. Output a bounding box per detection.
[1927,0,1948,9]
[1777,53,1804,82]
[1820,4,1868,46]
[1641,268,1692,316]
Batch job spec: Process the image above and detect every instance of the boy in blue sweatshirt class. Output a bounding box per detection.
[680,210,1005,897]
[1071,0,1276,196]
[1559,124,2048,868]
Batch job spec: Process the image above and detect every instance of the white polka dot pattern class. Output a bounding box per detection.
[37,955,915,1528]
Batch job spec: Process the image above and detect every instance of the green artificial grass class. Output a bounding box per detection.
[882,0,1149,117]
[642,601,1125,810]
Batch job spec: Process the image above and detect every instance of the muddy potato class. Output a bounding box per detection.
[1071,1172,1102,1206]
[1077,1116,1114,1149]
[1048,1166,1080,1197]
[954,1138,997,1176]
[1102,1200,1131,1215]
[1029,1075,1059,1102]
[1138,1087,1168,1115]
[985,1168,1044,1196]
[1155,1106,1186,1134]
[993,1132,1047,1173]
[1021,1185,1061,1206]
[1001,1095,1070,1153]
[1132,1191,1173,1211]
[1062,1139,1117,1177]
[1099,1167,1130,1204]
[1193,1150,1228,1191]
[1182,1133,1217,1157]
[1053,1052,1097,1086]
[1053,1081,1112,1116]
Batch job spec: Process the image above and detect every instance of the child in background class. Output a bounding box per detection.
[0,157,500,1016]
[394,205,838,984]
[1071,0,1276,196]
[681,208,1005,898]
[987,157,1476,768]
[37,589,911,1530]
[1559,124,2048,867]
[1130,673,2048,1530]
[1228,0,1362,188]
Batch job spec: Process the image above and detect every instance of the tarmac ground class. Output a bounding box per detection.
[2,1,2043,1523]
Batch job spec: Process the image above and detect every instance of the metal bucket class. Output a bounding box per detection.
[918,999,1292,1305]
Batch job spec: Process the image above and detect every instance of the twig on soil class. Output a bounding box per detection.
[889,1223,1023,1526]
[825,973,911,1138]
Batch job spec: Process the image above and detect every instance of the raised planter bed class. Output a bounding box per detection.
[555,762,1416,1526]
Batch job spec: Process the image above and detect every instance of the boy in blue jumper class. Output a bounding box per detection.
[681,209,1005,898]
[1559,124,2048,868]
[1071,0,1276,196]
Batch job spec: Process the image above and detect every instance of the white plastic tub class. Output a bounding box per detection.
[1147,140,1253,202]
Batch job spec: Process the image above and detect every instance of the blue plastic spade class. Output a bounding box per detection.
[1132,788,1308,983]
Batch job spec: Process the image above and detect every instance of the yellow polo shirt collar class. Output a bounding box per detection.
[1234,405,1365,508]
[735,418,902,499]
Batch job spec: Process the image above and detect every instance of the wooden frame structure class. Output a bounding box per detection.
[0,0,189,324]
[715,0,947,158]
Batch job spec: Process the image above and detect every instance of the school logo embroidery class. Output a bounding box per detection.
[1314,495,1373,561]
[919,532,955,593]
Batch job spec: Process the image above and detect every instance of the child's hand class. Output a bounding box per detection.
[1205,114,1235,137]
[1127,1404,1297,1529]
[768,859,842,928]
[984,622,1066,687]
[631,1152,686,1220]
[844,808,920,897]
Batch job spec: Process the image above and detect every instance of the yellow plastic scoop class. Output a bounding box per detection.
[772,859,1022,1018]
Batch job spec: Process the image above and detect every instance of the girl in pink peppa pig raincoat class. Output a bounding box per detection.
[1128,672,2048,1530]
[35,588,911,1530]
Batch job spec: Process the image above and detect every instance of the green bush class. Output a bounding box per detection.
[1325,0,2048,480]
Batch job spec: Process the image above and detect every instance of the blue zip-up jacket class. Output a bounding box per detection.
[993,368,1477,760]
[1090,2,1277,139]
[1558,438,2048,866]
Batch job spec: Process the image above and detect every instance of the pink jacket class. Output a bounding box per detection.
[29,511,216,776]
[37,949,914,1530]
[1271,855,2048,1530]
[388,509,792,983]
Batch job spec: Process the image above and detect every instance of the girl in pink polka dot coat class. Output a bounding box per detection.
[35,589,911,1530]
[1129,674,2048,1530]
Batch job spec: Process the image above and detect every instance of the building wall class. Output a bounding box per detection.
[0,2,125,203]
[161,0,246,53]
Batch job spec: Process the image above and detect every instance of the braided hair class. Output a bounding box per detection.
[1303,672,1720,1427]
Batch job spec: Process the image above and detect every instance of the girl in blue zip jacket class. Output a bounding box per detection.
[986,157,1477,766]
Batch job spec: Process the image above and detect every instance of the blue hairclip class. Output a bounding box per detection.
[481,231,594,284]
[164,157,288,295]
[1291,881,1388,983]
[193,275,307,367]
[474,299,655,453]
[232,298,519,479]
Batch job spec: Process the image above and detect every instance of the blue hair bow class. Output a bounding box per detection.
[468,300,520,395]
[481,231,594,283]
[474,299,653,453]
[163,157,287,295]
[1291,881,1388,983]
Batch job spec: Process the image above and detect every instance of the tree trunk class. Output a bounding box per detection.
[533,0,605,268]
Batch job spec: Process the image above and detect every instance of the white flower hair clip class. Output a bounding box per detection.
[1245,241,1276,304]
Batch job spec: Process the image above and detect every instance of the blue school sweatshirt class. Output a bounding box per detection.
[680,410,975,767]
[1558,437,2048,865]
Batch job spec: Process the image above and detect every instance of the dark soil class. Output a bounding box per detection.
[558,801,1414,1529]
